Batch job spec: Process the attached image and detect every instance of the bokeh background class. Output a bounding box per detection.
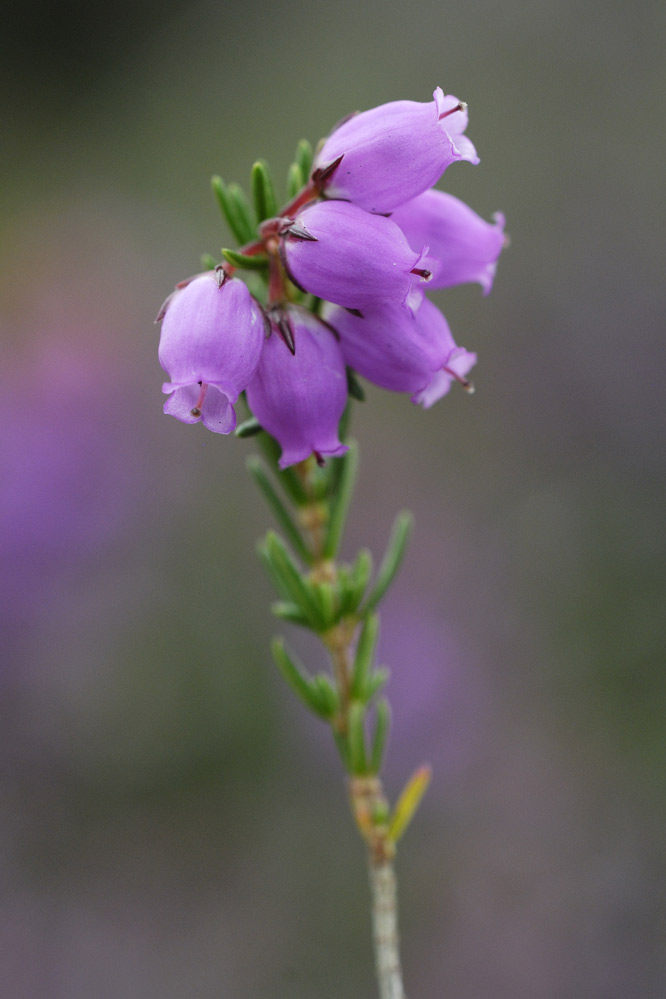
[2,1,665,996]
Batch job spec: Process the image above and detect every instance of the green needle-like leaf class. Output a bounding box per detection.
[248,456,310,562]
[351,612,379,700]
[295,139,313,182]
[364,511,413,611]
[271,638,330,718]
[264,531,324,628]
[286,162,304,199]
[221,248,269,270]
[251,159,278,223]
[370,697,391,774]
[227,183,256,241]
[271,601,312,627]
[255,433,309,506]
[388,765,432,843]
[235,416,262,438]
[364,667,389,702]
[211,176,255,244]
[312,675,339,718]
[348,548,373,610]
[348,701,368,775]
[323,439,359,558]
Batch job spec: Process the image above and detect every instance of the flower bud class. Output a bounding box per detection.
[159,273,265,433]
[282,200,431,311]
[314,88,479,214]
[390,189,505,294]
[245,308,348,468]
[323,297,476,407]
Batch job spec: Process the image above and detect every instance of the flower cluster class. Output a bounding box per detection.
[157,87,505,467]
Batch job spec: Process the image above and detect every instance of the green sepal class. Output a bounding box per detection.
[221,248,269,271]
[286,162,304,199]
[351,612,379,700]
[247,456,311,563]
[251,159,278,223]
[271,637,331,719]
[271,601,312,627]
[295,139,313,182]
[211,176,256,245]
[370,697,391,774]
[261,531,325,629]
[200,252,218,270]
[364,511,413,611]
[348,701,368,775]
[323,439,358,558]
[235,416,262,438]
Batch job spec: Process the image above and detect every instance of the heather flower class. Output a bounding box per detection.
[245,307,348,468]
[313,87,479,214]
[158,273,265,434]
[281,200,432,311]
[390,189,506,294]
[323,296,476,407]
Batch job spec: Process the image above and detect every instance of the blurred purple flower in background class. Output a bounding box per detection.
[0,338,146,628]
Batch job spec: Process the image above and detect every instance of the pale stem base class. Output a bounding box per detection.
[369,859,406,999]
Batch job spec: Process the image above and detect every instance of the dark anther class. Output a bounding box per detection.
[313,450,326,467]
[190,407,202,417]
[344,307,364,318]
[438,101,467,121]
[410,267,432,281]
[214,264,228,287]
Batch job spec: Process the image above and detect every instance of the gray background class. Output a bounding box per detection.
[2,0,665,995]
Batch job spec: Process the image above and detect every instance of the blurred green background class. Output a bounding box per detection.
[2,0,665,996]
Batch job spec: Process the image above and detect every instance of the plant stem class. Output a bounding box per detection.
[369,858,406,999]
[293,455,408,999]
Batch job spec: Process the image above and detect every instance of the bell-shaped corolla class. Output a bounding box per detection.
[324,297,477,408]
[282,200,432,312]
[390,189,506,294]
[313,88,479,214]
[158,273,265,434]
[245,308,348,468]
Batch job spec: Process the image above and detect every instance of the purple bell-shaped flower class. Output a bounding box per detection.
[158,273,265,434]
[390,189,506,294]
[324,297,476,407]
[245,307,348,468]
[313,87,479,214]
[281,200,432,312]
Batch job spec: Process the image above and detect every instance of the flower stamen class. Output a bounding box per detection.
[191,381,209,416]
[438,101,467,121]
[443,365,475,393]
